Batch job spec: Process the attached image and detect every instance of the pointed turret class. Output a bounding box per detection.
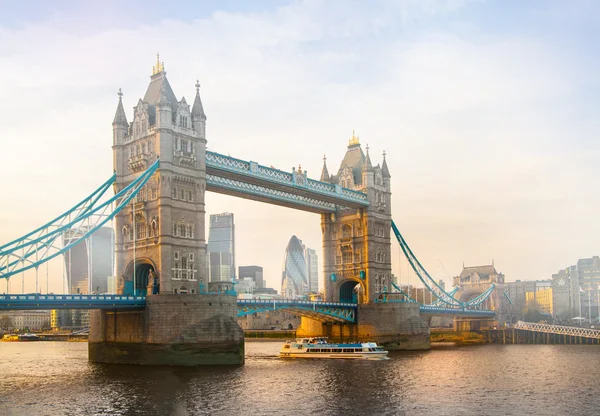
[112,89,128,148]
[192,80,206,121]
[192,80,207,137]
[364,144,373,172]
[381,150,390,178]
[113,88,128,126]
[362,143,374,188]
[320,155,330,182]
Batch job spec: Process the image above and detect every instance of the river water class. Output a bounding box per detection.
[1,341,599,415]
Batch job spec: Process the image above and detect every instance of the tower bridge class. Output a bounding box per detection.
[0,57,497,365]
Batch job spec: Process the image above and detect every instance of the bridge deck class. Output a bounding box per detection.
[0,294,494,320]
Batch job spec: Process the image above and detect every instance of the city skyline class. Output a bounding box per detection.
[1,1,599,293]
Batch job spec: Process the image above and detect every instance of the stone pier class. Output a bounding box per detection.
[297,302,430,350]
[89,294,244,366]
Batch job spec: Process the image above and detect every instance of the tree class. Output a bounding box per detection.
[0,315,13,330]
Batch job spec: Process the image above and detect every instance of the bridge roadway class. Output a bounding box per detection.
[0,294,495,321]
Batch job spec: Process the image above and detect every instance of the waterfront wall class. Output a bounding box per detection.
[296,302,430,350]
[89,294,244,366]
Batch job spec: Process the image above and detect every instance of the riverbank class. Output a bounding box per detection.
[430,330,485,343]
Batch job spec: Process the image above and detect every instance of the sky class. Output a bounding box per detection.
[0,0,599,294]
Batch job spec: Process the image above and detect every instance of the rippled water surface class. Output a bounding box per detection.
[1,341,599,415]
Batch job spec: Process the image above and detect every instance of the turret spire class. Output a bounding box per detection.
[381,150,390,178]
[320,154,330,182]
[112,88,128,126]
[364,143,373,171]
[192,79,207,121]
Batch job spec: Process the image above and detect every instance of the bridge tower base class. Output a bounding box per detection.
[88,294,244,366]
[297,303,430,350]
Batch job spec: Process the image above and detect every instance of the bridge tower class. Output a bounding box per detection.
[320,132,392,303]
[112,55,207,296]
[90,57,244,366]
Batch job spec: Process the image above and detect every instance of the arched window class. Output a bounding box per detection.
[342,224,352,238]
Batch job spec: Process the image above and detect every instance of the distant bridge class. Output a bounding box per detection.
[514,321,600,340]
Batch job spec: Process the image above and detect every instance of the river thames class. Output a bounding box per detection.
[1,341,599,415]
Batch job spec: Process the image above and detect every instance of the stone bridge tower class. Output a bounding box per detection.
[320,132,392,303]
[112,56,207,295]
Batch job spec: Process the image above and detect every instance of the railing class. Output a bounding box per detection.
[237,299,358,308]
[0,293,146,310]
[206,151,368,206]
[419,305,495,317]
[513,321,600,339]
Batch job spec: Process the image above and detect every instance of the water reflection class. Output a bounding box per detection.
[1,342,600,415]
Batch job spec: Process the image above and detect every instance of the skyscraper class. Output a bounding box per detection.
[239,265,264,289]
[304,246,319,293]
[63,226,114,294]
[281,235,308,298]
[207,213,235,282]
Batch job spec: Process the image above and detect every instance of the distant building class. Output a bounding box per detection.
[552,256,600,320]
[526,288,553,316]
[281,236,308,298]
[239,265,264,290]
[235,277,256,294]
[0,310,50,331]
[399,285,436,304]
[505,280,537,312]
[63,226,114,294]
[207,213,235,282]
[50,309,90,331]
[255,287,278,296]
[304,246,319,293]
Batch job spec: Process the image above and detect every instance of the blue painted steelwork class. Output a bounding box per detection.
[419,306,495,317]
[429,287,458,307]
[504,291,517,310]
[205,151,369,211]
[206,174,337,212]
[237,299,357,323]
[0,160,159,280]
[0,294,146,310]
[391,220,494,309]
[0,292,492,319]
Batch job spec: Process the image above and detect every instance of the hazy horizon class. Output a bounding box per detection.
[1,0,599,293]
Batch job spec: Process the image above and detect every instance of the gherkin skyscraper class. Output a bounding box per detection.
[281,236,308,298]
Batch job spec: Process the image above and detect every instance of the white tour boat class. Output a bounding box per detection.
[279,337,389,360]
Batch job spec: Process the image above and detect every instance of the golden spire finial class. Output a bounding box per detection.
[349,129,360,146]
[152,52,165,75]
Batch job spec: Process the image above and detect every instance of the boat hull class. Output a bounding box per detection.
[280,352,388,360]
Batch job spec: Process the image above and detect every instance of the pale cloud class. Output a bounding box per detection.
[0,0,598,293]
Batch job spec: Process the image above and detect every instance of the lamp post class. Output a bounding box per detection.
[588,286,592,325]
[597,284,600,324]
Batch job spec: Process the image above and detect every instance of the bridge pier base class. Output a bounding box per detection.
[88,294,244,366]
[296,303,429,350]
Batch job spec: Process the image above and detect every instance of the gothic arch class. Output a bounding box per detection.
[122,257,159,296]
[338,278,364,303]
